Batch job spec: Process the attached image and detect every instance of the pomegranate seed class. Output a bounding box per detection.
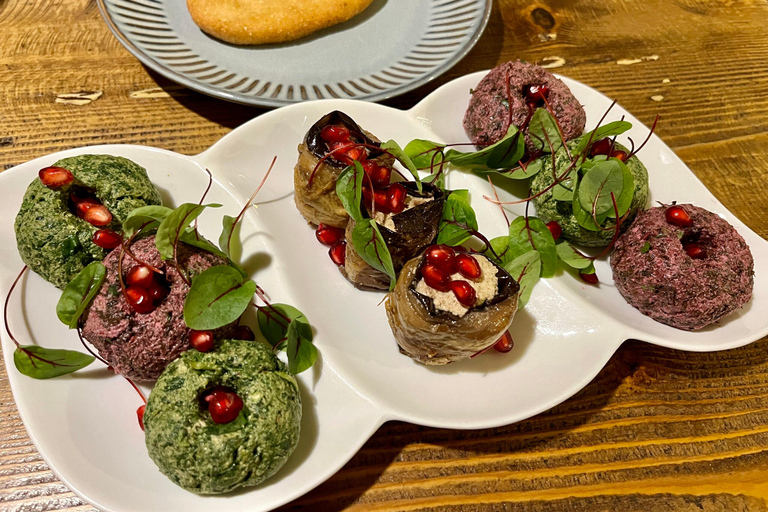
[493,331,514,353]
[387,183,407,214]
[611,150,629,162]
[320,125,350,143]
[38,166,74,188]
[373,189,390,213]
[524,84,550,104]
[684,243,707,259]
[425,245,457,274]
[422,263,451,292]
[234,325,256,341]
[370,164,392,189]
[204,387,244,424]
[72,194,100,216]
[146,280,169,304]
[83,204,112,227]
[125,286,154,314]
[545,221,562,240]
[92,229,121,249]
[450,280,477,308]
[126,265,154,288]
[329,241,346,266]
[189,330,214,352]
[579,272,599,284]
[456,254,482,279]
[315,223,345,245]
[136,404,146,431]
[665,205,692,227]
[589,138,613,157]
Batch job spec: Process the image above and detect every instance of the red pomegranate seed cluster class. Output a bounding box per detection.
[124,264,168,314]
[421,245,484,308]
[589,137,629,162]
[204,386,244,424]
[524,83,550,109]
[70,190,113,227]
[189,329,214,352]
[315,223,347,266]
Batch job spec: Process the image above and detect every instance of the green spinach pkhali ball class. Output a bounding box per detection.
[14,154,162,288]
[143,339,302,495]
[531,142,649,247]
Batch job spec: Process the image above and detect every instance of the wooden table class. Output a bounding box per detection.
[2,0,768,510]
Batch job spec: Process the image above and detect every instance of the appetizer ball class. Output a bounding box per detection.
[531,142,650,247]
[188,0,374,45]
[294,111,394,228]
[144,339,302,494]
[342,182,445,290]
[463,60,586,153]
[610,204,754,331]
[81,236,234,381]
[386,246,520,365]
[14,155,162,288]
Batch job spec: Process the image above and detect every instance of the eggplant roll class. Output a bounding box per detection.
[342,182,445,291]
[294,111,394,228]
[385,253,520,365]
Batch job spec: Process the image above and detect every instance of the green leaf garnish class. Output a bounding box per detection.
[556,241,593,270]
[350,219,397,290]
[405,139,445,171]
[445,125,525,170]
[381,140,422,192]
[335,161,365,222]
[604,159,635,219]
[529,108,563,153]
[503,251,541,309]
[573,120,633,158]
[552,167,579,201]
[437,190,479,246]
[179,231,229,260]
[218,215,239,259]
[183,265,256,330]
[155,203,221,260]
[14,346,94,379]
[56,262,106,329]
[257,303,312,347]
[572,178,606,231]
[286,320,318,374]
[485,236,515,266]
[508,216,558,278]
[577,159,625,216]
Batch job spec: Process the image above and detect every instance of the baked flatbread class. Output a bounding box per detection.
[188,0,375,45]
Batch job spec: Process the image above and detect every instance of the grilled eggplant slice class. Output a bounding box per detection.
[294,111,394,228]
[341,182,445,290]
[385,253,520,365]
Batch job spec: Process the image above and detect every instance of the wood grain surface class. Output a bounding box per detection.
[1,0,767,510]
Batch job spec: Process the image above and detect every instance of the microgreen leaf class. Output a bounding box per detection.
[336,161,365,222]
[572,178,606,231]
[445,125,525,169]
[286,320,318,375]
[156,203,221,260]
[529,108,562,153]
[573,120,633,157]
[578,159,625,216]
[14,346,94,379]
[508,216,558,278]
[556,241,593,270]
[604,159,634,218]
[178,231,229,260]
[56,262,106,329]
[218,215,239,259]
[122,205,173,238]
[381,140,422,192]
[183,265,256,330]
[405,139,445,171]
[485,236,515,266]
[257,304,312,347]
[350,219,397,290]
[552,167,580,201]
[503,250,541,309]
[437,190,478,246]
[640,241,651,253]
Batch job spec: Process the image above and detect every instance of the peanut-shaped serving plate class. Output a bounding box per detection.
[1,72,766,512]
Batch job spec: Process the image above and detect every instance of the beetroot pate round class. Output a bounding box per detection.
[610,205,754,331]
[463,60,586,153]
[82,236,235,381]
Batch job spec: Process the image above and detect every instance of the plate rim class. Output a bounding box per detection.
[96,0,493,108]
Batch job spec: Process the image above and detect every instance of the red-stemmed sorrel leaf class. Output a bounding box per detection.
[183,265,256,330]
[350,219,396,290]
[503,250,541,308]
[56,261,106,328]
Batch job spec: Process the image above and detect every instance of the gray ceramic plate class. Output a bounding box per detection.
[97,0,492,107]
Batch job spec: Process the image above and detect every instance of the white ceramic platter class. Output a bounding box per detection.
[1,72,767,512]
[97,0,491,107]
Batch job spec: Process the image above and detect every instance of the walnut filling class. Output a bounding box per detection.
[374,196,432,232]
[414,255,498,317]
